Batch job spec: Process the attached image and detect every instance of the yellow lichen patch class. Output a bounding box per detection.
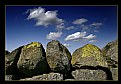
[81,44,101,57]
[71,44,107,67]
[23,42,41,49]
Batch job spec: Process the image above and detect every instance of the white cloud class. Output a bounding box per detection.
[89,40,97,43]
[27,7,64,27]
[65,26,75,30]
[73,18,88,25]
[83,34,96,39]
[65,31,96,42]
[90,22,103,26]
[63,44,70,47]
[65,31,86,41]
[46,32,62,40]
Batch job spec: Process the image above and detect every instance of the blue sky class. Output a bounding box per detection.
[6,6,117,54]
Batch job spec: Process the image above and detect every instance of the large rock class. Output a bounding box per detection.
[20,73,63,80]
[102,40,118,80]
[71,44,107,68]
[72,69,107,80]
[17,42,49,77]
[102,39,118,68]
[5,46,23,75]
[46,40,71,74]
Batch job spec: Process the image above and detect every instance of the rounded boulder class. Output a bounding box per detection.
[71,44,107,68]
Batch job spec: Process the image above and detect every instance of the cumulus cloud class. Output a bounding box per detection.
[89,40,97,43]
[65,31,86,41]
[27,7,64,27]
[46,32,62,40]
[63,44,70,47]
[73,18,88,25]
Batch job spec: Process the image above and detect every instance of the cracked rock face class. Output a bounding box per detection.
[17,42,49,77]
[20,73,63,80]
[72,69,107,80]
[71,44,107,68]
[46,40,71,74]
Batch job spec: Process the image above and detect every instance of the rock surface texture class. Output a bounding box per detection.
[102,39,118,68]
[71,44,107,68]
[5,39,118,81]
[102,39,118,80]
[20,73,63,81]
[72,69,107,80]
[46,40,71,74]
[17,42,49,77]
[6,46,23,75]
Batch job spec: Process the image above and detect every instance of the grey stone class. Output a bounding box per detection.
[102,39,118,68]
[72,69,107,80]
[20,73,63,81]
[5,46,23,75]
[46,40,71,74]
[17,42,49,76]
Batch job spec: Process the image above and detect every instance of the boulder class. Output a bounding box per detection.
[102,39,118,68]
[5,46,23,75]
[46,40,71,74]
[102,40,118,81]
[71,44,107,68]
[20,73,63,80]
[72,69,107,80]
[17,42,49,77]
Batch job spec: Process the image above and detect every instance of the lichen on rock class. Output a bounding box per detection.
[71,44,107,68]
[23,42,41,49]
[46,40,71,74]
[17,42,49,77]
[102,39,118,68]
